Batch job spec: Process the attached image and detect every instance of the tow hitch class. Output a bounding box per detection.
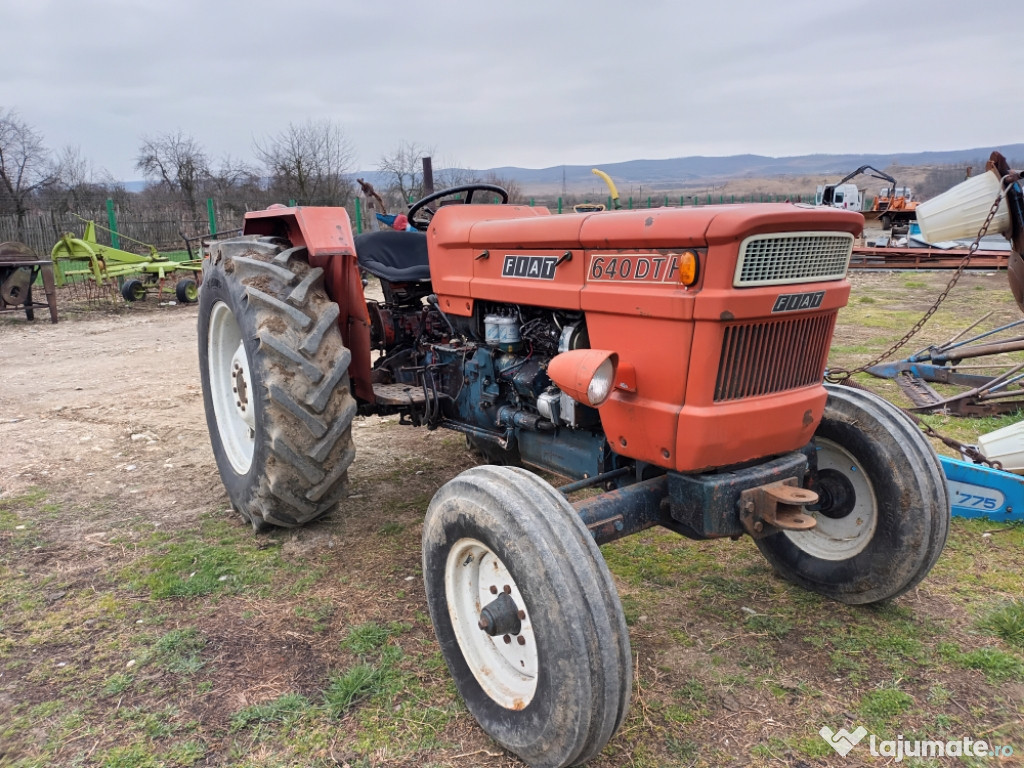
[740,480,818,538]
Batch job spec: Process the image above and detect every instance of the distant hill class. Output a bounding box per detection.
[351,144,1024,194]
[122,144,1024,196]
[475,144,1024,190]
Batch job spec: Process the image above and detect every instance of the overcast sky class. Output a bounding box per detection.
[3,0,1022,182]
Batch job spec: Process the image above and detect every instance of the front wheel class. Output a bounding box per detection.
[198,237,356,530]
[423,466,631,768]
[755,384,949,604]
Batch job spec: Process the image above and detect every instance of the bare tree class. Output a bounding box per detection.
[378,140,434,209]
[434,157,480,189]
[0,108,59,231]
[44,145,114,212]
[255,120,355,206]
[205,154,263,214]
[135,130,210,215]
[483,172,523,204]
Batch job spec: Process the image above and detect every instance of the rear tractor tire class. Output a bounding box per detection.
[423,465,631,768]
[198,236,356,531]
[755,384,949,604]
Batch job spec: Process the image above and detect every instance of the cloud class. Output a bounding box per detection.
[1,0,1021,180]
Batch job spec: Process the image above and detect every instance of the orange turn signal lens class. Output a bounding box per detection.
[677,251,698,286]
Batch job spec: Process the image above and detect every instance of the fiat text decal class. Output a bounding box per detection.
[502,255,558,280]
[771,290,825,313]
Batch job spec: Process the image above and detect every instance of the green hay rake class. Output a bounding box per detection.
[50,220,202,303]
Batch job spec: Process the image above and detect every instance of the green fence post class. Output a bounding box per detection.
[558,197,563,214]
[207,198,217,235]
[530,198,535,207]
[664,195,669,207]
[680,196,684,206]
[647,196,651,208]
[289,199,296,207]
[105,199,120,250]
[608,196,612,209]
[628,197,633,209]
[355,197,362,234]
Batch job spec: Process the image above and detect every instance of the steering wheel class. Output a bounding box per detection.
[406,183,510,231]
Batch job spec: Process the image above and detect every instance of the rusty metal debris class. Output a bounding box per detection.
[867,315,1024,415]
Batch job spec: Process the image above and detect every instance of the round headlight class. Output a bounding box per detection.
[586,358,616,406]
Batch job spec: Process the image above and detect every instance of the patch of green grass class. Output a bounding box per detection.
[979,600,1024,649]
[117,705,181,739]
[859,686,915,722]
[324,663,383,715]
[619,593,641,626]
[230,692,312,731]
[944,645,1024,682]
[341,621,407,655]
[903,279,927,288]
[149,627,206,675]
[97,743,158,768]
[162,740,206,766]
[103,672,134,695]
[377,521,405,536]
[122,520,281,598]
[603,541,671,586]
[744,613,793,640]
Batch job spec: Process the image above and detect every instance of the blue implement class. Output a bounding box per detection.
[940,455,1024,523]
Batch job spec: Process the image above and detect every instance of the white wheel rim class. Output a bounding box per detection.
[785,437,877,561]
[208,300,256,474]
[445,538,538,709]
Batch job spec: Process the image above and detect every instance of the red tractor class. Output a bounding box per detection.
[198,184,948,768]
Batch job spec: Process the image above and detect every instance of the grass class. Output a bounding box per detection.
[4,271,1024,767]
[121,518,283,598]
[979,600,1024,648]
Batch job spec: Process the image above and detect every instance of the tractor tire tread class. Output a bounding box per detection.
[200,235,355,529]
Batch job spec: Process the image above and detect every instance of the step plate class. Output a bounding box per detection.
[372,383,426,406]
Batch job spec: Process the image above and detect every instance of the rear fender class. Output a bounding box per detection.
[243,206,373,403]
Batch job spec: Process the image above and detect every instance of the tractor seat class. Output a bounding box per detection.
[353,230,431,283]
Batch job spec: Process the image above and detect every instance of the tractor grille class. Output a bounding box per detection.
[734,232,853,287]
[714,313,835,402]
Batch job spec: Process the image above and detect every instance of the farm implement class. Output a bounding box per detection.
[51,220,201,303]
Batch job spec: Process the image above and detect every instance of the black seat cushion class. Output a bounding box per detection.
[354,230,431,283]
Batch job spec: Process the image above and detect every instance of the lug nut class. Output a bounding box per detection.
[489,585,498,594]
[503,585,511,594]
[503,635,511,644]
[517,610,525,620]
[517,636,526,646]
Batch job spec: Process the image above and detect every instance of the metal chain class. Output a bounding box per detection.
[825,184,1008,383]
[837,378,1002,468]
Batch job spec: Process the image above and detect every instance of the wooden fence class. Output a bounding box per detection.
[0,207,247,256]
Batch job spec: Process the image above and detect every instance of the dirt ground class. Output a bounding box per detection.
[2,277,1023,767]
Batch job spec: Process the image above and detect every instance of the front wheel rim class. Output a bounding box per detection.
[445,537,538,709]
[784,437,877,561]
[208,300,255,474]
